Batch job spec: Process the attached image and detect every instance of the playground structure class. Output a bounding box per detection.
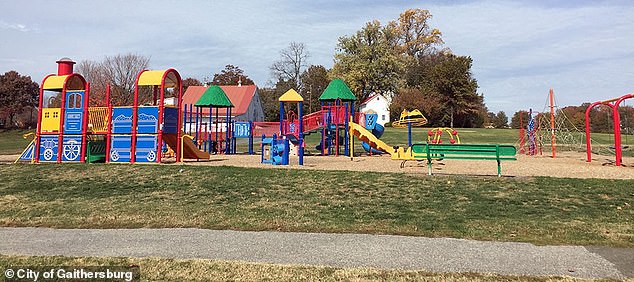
[18,58,210,164]
[258,79,357,165]
[391,109,428,128]
[18,58,515,175]
[585,93,634,166]
[357,112,386,155]
[427,128,460,144]
[260,89,305,165]
[186,85,236,155]
[518,89,583,158]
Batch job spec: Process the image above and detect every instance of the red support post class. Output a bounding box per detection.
[612,94,634,166]
[176,71,183,163]
[584,102,604,162]
[130,70,146,164]
[56,82,68,163]
[34,74,54,163]
[549,89,556,158]
[584,94,633,165]
[80,82,90,163]
[157,85,164,164]
[105,85,112,163]
[519,111,525,154]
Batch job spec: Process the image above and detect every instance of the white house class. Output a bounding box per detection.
[358,92,391,126]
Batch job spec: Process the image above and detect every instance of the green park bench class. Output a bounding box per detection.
[410,143,517,177]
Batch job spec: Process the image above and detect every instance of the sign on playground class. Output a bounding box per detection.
[234,122,251,138]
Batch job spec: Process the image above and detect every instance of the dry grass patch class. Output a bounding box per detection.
[0,255,603,282]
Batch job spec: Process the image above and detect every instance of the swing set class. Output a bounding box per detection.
[585,93,634,166]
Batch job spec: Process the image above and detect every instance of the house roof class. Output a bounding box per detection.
[319,79,357,101]
[279,89,304,102]
[359,92,387,106]
[195,85,234,108]
[183,85,257,116]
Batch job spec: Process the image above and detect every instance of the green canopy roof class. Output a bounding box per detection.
[319,79,357,101]
[195,85,234,108]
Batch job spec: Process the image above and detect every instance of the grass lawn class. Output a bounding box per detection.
[1,164,632,247]
[0,255,598,281]
[0,129,32,155]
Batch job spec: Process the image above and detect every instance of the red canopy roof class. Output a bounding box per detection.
[183,85,257,116]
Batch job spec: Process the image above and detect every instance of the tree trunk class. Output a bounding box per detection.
[450,107,454,128]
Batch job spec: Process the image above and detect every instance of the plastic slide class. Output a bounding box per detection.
[163,133,210,160]
[349,121,395,156]
[361,123,385,154]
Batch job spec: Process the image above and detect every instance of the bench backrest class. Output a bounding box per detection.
[411,143,516,158]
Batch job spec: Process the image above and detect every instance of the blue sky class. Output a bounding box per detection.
[1,0,633,116]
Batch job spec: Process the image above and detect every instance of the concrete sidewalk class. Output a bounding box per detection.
[0,228,630,280]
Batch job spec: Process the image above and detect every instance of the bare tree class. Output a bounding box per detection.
[270,42,309,90]
[76,60,107,106]
[103,54,150,105]
[76,54,150,106]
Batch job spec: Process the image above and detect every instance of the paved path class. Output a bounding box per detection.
[0,228,630,280]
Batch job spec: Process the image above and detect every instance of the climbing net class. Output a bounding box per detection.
[519,92,585,157]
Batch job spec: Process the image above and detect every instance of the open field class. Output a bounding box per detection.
[0,255,597,282]
[0,164,632,247]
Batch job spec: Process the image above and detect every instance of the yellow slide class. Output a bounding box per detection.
[348,121,396,156]
[348,121,415,161]
[163,133,210,160]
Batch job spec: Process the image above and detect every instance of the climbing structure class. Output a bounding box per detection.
[21,58,208,164]
[518,89,583,158]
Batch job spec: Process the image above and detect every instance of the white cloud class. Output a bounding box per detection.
[0,20,35,32]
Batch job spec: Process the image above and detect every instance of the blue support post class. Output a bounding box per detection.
[248,121,254,155]
[279,101,285,135]
[194,106,199,146]
[282,138,290,165]
[182,104,186,134]
[320,101,325,156]
[326,103,333,156]
[260,134,265,163]
[226,107,231,154]
[209,106,213,153]
[188,104,193,135]
[408,121,412,147]
[298,101,304,165]
[344,103,349,156]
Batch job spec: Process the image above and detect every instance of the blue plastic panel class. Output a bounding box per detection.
[135,135,158,163]
[137,106,159,134]
[112,107,133,134]
[110,135,132,163]
[39,136,59,162]
[365,114,378,130]
[18,140,36,161]
[163,107,178,134]
[61,135,83,162]
[234,122,251,138]
[64,91,85,134]
[64,110,83,134]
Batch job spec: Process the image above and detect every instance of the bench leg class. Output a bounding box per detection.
[427,160,433,176]
[497,160,501,177]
